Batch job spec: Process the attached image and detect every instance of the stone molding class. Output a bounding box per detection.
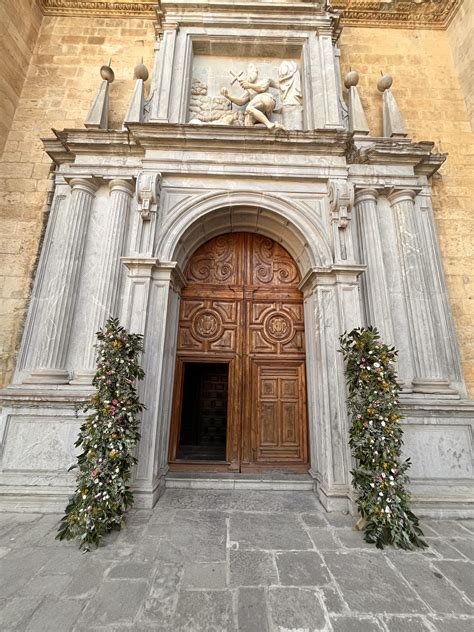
[333,0,462,30]
[38,0,462,30]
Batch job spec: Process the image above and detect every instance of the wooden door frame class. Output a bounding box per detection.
[168,354,240,472]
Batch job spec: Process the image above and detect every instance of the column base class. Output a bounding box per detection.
[23,369,70,384]
[69,369,95,385]
[412,378,459,397]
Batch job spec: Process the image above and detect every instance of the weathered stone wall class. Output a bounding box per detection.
[0,15,155,387]
[0,0,43,156]
[447,0,474,131]
[0,14,473,399]
[340,26,474,396]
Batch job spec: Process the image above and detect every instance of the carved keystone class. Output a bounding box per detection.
[328,180,355,229]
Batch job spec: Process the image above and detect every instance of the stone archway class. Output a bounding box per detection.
[128,198,361,512]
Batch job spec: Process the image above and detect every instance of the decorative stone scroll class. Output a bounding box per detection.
[136,171,161,221]
[329,180,354,229]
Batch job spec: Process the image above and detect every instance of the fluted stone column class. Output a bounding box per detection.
[73,178,135,383]
[355,188,394,344]
[27,176,99,384]
[389,189,454,394]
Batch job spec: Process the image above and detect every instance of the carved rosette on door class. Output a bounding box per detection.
[169,232,309,472]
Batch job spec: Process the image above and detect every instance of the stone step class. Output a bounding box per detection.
[165,472,314,491]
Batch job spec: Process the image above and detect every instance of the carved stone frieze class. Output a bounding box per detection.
[333,0,461,29]
[39,0,462,29]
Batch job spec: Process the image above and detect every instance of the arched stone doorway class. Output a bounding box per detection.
[168,232,309,472]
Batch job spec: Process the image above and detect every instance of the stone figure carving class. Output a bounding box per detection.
[220,63,283,130]
[278,61,302,106]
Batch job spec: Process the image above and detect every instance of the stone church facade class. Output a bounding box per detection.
[0,1,473,516]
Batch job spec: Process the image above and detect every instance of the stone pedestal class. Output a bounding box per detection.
[73,178,135,383]
[25,176,99,384]
[389,189,454,394]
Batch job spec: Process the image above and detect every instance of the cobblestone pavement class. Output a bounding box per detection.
[0,490,473,631]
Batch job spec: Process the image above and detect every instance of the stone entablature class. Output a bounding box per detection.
[38,0,462,30]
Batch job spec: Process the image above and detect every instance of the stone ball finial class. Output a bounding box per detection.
[344,70,359,89]
[100,64,115,83]
[134,63,149,82]
[377,74,393,93]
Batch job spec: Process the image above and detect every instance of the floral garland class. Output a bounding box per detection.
[339,326,426,549]
[57,318,145,550]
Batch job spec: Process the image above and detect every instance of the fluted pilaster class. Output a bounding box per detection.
[389,189,453,394]
[27,176,99,383]
[355,188,394,344]
[73,178,134,382]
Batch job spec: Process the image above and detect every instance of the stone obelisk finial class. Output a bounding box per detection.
[344,70,369,135]
[85,61,115,129]
[123,61,149,127]
[377,73,407,138]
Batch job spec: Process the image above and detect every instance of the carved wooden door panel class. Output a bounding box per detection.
[169,232,308,471]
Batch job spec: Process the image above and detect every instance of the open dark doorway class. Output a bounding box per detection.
[177,362,228,461]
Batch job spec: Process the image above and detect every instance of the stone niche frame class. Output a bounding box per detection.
[150,25,344,130]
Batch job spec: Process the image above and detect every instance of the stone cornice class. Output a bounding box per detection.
[38,0,462,30]
[349,137,447,176]
[333,0,462,30]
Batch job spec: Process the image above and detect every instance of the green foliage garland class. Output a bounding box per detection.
[57,318,145,550]
[339,327,426,549]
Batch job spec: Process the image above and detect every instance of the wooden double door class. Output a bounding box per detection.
[169,232,309,472]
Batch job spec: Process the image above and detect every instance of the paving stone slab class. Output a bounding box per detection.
[138,561,182,624]
[320,584,348,614]
[156,511,227,563]
[237,587,269,632]
[330,615,384,631]
[0,597,43,630]
[25,598,84,632]
[80,579,149,625]
[432,560,474,602]
[335,528,378,550]
[267,586,328,631]
[230,511,312,550]
[173,590,236,631]
[37,546,85,575]
[0,547,50,598]
[300,512,330,527]
[106,561,154,580]
[428,521,473,538]
[62,559,112,599]
[18,572,72,598]
[383,615,432,631]
[449,538,474,562]
[182,561,227,589]
[323,551,426,614]
[425,538,470,561]
[429,617,474,632]
[230,549,277,586]
[276,550,331,586]
[307,527,343,551]
[391,555,473,615]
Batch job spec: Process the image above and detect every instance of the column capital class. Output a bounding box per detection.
[387,188,418,206]
[64,175,101,195]
[107,177,136,196]
[354,187,379,205]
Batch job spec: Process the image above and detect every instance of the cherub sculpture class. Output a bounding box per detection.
[220,63,283,130]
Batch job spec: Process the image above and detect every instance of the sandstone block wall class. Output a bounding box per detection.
[448,0,474,131]
[0,12,473,399]
[0,0,43,156]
